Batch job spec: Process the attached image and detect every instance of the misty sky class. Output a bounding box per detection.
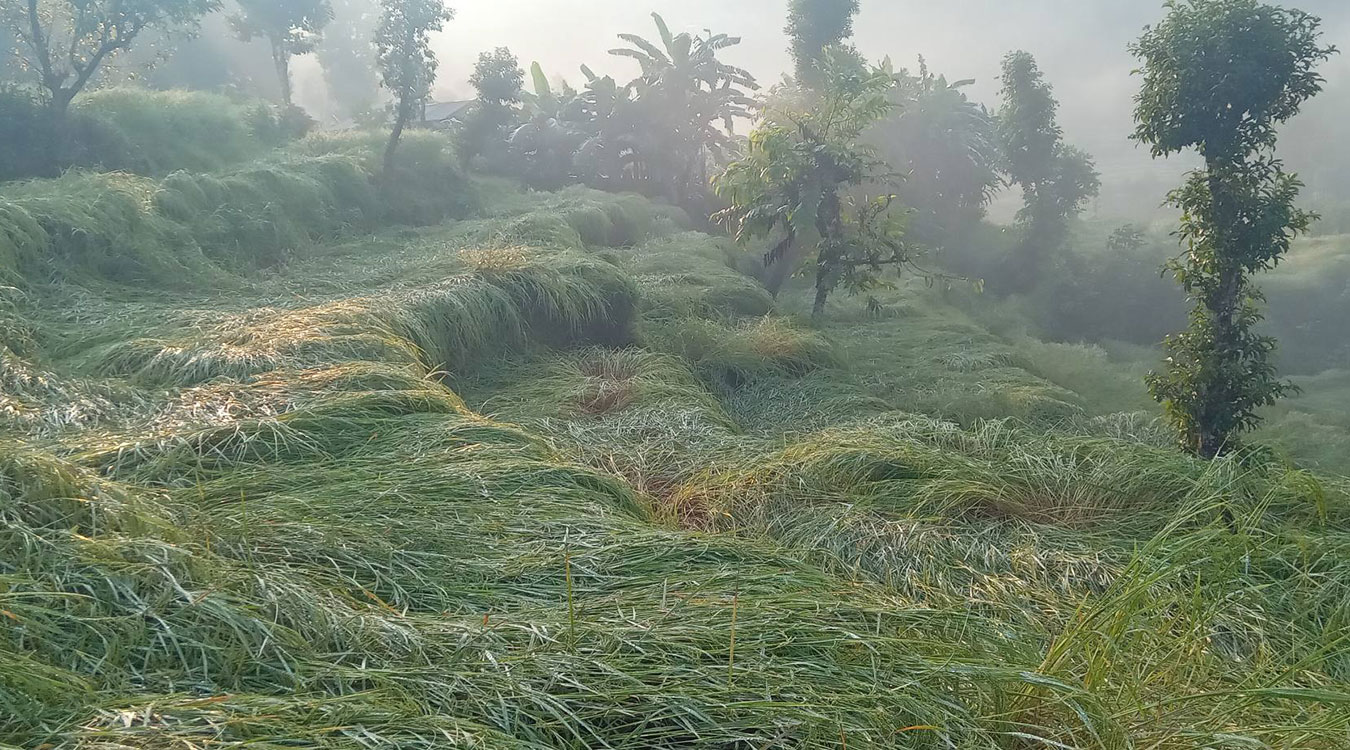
[405,0,1349,219]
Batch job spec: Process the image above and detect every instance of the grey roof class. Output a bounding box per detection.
[422,100,475,122]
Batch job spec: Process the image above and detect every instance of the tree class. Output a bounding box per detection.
[2,0,218,118]
[871,58,1001,251]
[785,0,860,86]
[715,54,915,318]
[315,0,381,120]
[508,62,583,189]
[374,0,452,173]
[609,13,758,212]
[1132,0,1335,458]
[566,65,640,190]
[462,46,523,164]
[470,47,523,108]
[231,0,333,108]
[996,51,1100,292]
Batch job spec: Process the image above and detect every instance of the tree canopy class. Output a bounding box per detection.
[609,13,758,211]
[871,59,1001,250]
[715,53,916,317]
[231,0,334,107]
[2,0,219,114]
[997,50,1100,292]
[785,0,860,86]
[375,0,453,171]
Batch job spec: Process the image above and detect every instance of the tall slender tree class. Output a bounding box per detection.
[231,0,333,108]
[374,0,452,172]
[1133,0,1335,457]
[996,51,1100,292]
[785,0,860,86]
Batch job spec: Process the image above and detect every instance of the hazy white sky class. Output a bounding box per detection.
[417,0,1349,217]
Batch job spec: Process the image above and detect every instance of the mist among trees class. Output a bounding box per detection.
[2,1,1349,747]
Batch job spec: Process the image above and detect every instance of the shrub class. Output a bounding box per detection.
[0,87,55,181]
[0,88,314,183]
[0,136,478,287]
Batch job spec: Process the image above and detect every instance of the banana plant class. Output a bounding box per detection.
[608,13,759,208]
[509,62,583,189]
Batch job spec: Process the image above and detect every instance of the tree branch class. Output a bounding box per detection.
[25,0,59,93]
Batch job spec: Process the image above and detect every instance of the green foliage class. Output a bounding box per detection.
[480,14,756,207]
[0,0,219,116]
[0,87,55,181]
[505,62,584,190]
[2,166,1348,750]
[996,51,1101,292]
[1015,223,1187,346]
[785,0,860,85]
[714,54,913,317]
[0,87,313,182]
[0,133,475,287]
[460,47,524,166]
[870,58,1001,250]
[374,0,453,171]
[469,45,524,106]
[77,88,308,171]
[1133,0,1336,457]
[1132,0,1334,162]
[230,0,334,107]
[605,13,759,210]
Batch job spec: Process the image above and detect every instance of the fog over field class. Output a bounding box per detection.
[418,0,1349,217]
[5,0,1350,745]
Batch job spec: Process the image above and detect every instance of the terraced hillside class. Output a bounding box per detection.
[2,139,1348,748]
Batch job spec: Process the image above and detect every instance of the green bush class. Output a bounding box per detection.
[0,136,478,287]
[0,88,55,181]
[0,88,312,182]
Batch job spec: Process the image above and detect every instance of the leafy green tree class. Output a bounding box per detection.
[462,46,523,164]
[871,58,1001,251]
[997,51,1100,292]
[374,0,452,172]
[1,0,218,118]
[471,47,524,107]
[785,0,860,86]
[715,54,913,318]
[231,0,333,108]
[1132,0,1336,457]
[609,13,757,211]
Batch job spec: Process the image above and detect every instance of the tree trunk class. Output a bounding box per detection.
[384,97,412,174]
[1196,162,1241,459]
[43,90,76,176]
[272,40,293,107]
[811,271,829,321]
[762,239,806,298]
[809,188,844,320]
[762,209,823,298]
